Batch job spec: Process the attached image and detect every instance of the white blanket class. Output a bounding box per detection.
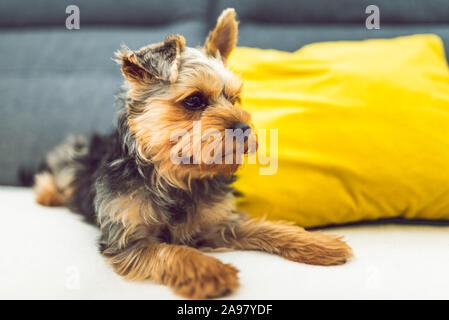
[1,186,448,299]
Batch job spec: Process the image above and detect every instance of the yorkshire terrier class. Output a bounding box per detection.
[33,9,352,299]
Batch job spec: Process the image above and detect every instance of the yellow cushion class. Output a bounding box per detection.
[230,35,449,228]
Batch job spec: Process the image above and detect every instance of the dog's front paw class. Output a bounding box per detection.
[281,233,353,266]
[172,255,239,299]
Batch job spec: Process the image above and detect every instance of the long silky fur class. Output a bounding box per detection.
[65,107,236,228]
[31,8,353,299]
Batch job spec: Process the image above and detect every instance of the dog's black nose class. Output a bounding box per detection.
[232,122,251,132]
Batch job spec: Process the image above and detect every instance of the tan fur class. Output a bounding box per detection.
[107,8,352,298]
[225,218,353,266]
[191,201,353,266]
[170,194,237,244]
[126,48,252,190]
[116,34,185,85]
[98,193,241,299]
[33,135,86,207]
[100,195,146,248]
[34,172,65,206]
[102,192,351,299]
[107,243,239,299]
[98,191,239,299]
[35,8,353,300]
[204,8,239,63]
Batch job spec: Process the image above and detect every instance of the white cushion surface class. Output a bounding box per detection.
[1,186,449,299]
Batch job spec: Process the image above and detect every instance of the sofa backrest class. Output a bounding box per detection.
[214,0,449,24]
[2,0,448,29]
[0,0,449,28]
[1,0,448,186]
[0,0,212,28]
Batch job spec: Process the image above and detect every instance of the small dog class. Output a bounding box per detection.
[33,9,352,299]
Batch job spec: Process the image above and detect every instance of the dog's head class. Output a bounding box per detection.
[116,9,256,188]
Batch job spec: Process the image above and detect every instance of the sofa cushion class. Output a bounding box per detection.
[231,35,449,227]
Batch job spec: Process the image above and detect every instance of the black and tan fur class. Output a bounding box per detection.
[33,9,352,299]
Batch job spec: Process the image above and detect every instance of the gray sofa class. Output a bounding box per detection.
[1,0,448,186]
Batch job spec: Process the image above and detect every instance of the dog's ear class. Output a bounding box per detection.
[204,8,238,64]
[116,34,185,84]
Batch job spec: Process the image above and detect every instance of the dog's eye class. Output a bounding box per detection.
[183,92,207,111]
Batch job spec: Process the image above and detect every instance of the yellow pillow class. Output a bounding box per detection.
[230,35,449,228]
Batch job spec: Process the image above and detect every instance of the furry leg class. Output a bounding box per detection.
[199,216,353,266]
[103,240,239,299]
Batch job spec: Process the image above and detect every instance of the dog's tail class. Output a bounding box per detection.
[18,159,68,208]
